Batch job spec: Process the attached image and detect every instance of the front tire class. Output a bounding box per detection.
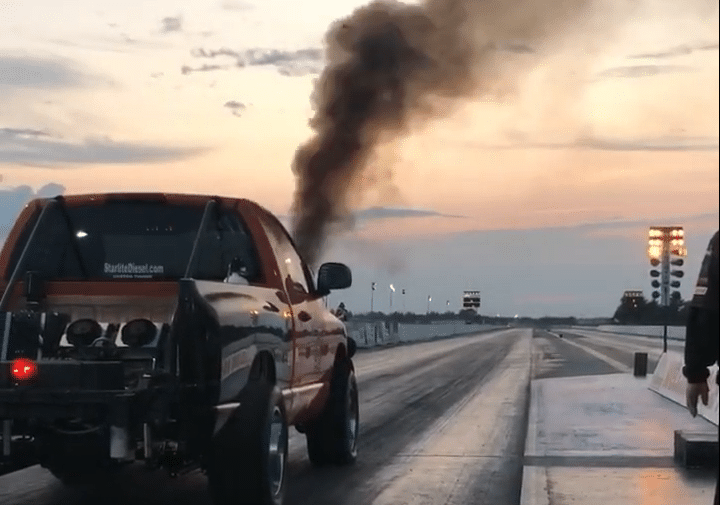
[208,380,288,505]
[306,360,359,466]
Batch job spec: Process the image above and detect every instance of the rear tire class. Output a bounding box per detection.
[40,425,119,487]
[208,380,288,505]
[306,360,359,466]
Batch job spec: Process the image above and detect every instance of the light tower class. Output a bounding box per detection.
[647,226,686,352]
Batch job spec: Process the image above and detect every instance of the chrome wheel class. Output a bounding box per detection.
[267,405,287,498]
[346,377,359,455]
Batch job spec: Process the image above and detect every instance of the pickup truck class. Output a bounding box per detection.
[0,193,358,505]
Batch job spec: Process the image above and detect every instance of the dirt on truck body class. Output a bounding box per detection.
[0,193,359,505]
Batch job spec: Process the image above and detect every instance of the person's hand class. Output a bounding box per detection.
[686,382,710,417]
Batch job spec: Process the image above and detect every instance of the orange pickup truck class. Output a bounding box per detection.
[0,193,358,505]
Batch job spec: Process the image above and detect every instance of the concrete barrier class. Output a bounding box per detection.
[590,325,686,340]
[345,321,501,348]
[346,322,392,348]
[649,351,718,426]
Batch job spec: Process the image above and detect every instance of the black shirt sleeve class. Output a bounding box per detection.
[683,231,719,383]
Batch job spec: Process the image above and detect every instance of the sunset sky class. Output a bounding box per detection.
[1,0,718,317]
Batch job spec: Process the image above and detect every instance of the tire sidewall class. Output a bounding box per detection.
[338,369,359,462]
[305,359,359,467]
[260,387,288,505]
[208,381,288,505]
[329,361,359,464]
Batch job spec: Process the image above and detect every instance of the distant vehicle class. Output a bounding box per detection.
[0,193,359,505]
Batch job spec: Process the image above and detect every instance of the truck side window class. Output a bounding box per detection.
[257,214,313,296]
[195,209,261,283]
[217,211,261,283]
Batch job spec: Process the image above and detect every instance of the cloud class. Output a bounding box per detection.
[528,212,719,234]
[160,16,183,34]
[0,128,207,166]
[187,47,323,76]
[0,128,50,138]
[224,100,246,117]
[491,41,535,54]
[220,0,254,11]
[697,42,720,52]
[354,207,465,220]
[462,134,719,152]
[572,135,718,151]
[276,206,462,227]
[629,41,719,59]
[425,212,719,246]
[0,56,90,90]
[181,64,226,75]
[0,183,67,242]
[597,64,693,79]
[36,182,65,197]
[46,37,150,54]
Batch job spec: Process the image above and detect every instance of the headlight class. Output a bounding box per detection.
[67,319,102,347]
[121,319,157,347]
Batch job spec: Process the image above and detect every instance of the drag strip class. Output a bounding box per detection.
[1,329,532,505]
[286,329,531,505]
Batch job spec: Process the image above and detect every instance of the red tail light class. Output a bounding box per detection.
[11,358,38,381]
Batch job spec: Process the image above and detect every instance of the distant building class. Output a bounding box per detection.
[462,290,481,313]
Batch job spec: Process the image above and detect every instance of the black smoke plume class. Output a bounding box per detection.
[291,0,597,266]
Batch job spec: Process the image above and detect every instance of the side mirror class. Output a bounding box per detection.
[316,262,352,296]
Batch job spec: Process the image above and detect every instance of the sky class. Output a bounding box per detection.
[0,0,718,317]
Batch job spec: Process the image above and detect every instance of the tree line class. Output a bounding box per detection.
[611,294,688,326]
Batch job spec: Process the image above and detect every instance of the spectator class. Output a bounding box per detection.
[682,230,718,505]
[335,302,348,322]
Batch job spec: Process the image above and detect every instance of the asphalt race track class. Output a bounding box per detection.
[0,328,678,505]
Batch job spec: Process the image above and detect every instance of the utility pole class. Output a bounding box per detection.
[371,282,376,313]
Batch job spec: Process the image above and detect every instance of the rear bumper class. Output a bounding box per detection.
[0,388,133,420]
[0,359,132,420]
[0,360,125,391]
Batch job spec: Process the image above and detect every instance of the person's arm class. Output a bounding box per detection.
[683,231,719,416]
[683,307,719,382]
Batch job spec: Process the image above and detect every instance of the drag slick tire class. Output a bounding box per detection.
[40,423,119,486]
[306,360,359,466]
[208,379,288,505]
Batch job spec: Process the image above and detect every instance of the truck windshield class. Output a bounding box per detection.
[7,201,219,281]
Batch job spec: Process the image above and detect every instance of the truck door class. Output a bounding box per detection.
[191,205,284,404]
[255,216,325,387]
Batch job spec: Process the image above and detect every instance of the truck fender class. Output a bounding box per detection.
[213,351,276,435]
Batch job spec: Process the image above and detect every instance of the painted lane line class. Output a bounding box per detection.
[548,332,630,373]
